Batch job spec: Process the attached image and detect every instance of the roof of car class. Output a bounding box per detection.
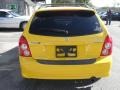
[37,7,95,12]
[0,9,11,12]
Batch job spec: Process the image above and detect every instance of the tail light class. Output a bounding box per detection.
[100,35,112,56]
[19,36,32,57]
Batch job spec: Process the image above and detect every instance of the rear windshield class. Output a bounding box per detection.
[29,10,102,37]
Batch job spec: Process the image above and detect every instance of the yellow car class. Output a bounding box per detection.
[19,6,112,80]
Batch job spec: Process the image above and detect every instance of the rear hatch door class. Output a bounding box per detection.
[26,10,105,60]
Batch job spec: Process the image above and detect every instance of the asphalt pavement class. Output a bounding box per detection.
[0,22,120,90]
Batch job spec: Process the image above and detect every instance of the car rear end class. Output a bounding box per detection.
[19,7,112,79]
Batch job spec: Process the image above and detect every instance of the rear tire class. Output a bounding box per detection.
[74,77,101,86]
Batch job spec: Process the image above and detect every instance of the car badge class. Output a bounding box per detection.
[64,37,69,41]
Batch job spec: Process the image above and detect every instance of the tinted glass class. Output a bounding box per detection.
[0,11,9,17]
[29,10,102,37]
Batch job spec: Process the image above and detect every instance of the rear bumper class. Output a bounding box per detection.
[19,56,112,79]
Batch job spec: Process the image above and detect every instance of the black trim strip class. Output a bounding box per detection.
[37,59,96,65]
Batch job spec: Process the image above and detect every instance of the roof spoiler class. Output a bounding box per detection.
[38,3,93,9]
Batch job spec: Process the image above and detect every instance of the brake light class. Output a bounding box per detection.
[101,35,112,56]
[19,36,32,57]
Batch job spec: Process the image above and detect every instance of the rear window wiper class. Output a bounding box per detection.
[37,28,69,35]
